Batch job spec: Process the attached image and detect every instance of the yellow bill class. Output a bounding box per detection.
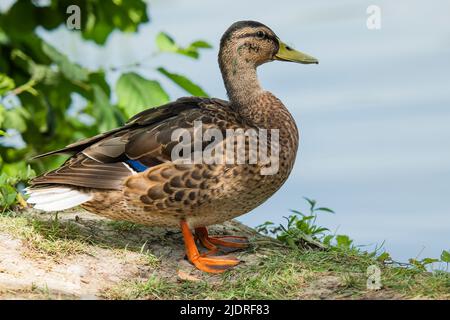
[274,39,318,64]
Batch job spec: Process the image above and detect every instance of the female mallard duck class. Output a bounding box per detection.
[27,21,318,273]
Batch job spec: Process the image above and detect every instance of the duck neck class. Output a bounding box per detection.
[219,49,299,170]
[219,49,263,114]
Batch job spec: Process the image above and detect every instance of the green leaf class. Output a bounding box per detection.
[81,0,149,45]
[0,165,33,209]
[1,162,35,182]
[0,0,36,37]
[336,234,353,248]
[10,49,56,85]
[286,237,297,249]
[1,187,17,208]
[421,258,439,265]
[440,250,450,263]
[377,252,391,263]
[155,32,212,59]
[0,104,5,127]
[91,85,121,132]
[0,73,15,95]
[83,13,115,45]
[315,207,335,214]
[41,42,89,82]
[408,258,425,271]
[155,32,178,53]
[290,209,305,217]
[157,67,208,97]
[323,235,334,246]
[3,107,30,133]
[116,72,170,118]
[189,40,213,49]
[0,28,8,45]
[255,221,275,235]
[313,227,330,234]
[303,197,316,210]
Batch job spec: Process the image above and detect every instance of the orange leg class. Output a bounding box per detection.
[195,226,250,249]
[180,220,240,273]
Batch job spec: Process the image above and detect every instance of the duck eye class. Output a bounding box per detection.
[256,31,265,39]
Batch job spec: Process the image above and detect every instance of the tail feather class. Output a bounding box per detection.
[26,186,92,212]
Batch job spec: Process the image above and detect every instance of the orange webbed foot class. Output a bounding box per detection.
[181,221,242,274]
[190,255,240,273]
[195,227,249,250]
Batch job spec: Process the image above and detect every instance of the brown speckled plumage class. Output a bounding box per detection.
[55,93,298,229]
[28,20,317,273]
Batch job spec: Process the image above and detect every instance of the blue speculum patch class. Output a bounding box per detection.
[125,159,148,172]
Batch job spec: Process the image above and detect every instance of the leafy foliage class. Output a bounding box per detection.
[0,0,212,210]
[155,32,212,59]
[157,67,208,97]
[116,72,169,118]
[408,257,440,272]
[0,165,34,211]
[0,74,15,94]
[257,197,450,272]
[257,197,336,249]
[441,250,450,263]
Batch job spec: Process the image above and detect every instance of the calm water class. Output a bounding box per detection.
[35,0,450,262]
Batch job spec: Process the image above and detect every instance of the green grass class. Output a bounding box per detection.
[0,211,159,264]
[0,211,89,259]
[104,248,450,300]
[1,209,448,300]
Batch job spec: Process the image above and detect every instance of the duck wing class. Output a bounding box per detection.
[32,97,210,159]
[29,97,235,190]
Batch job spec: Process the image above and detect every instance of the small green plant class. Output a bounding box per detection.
[441,250,450,272]
[0,165,35,211]
[256,197,336,249]
[441,250,450,263]
[406,250,450,272]
[0,173,17,210]
[408,257,440,272]
[257,197,450,272]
